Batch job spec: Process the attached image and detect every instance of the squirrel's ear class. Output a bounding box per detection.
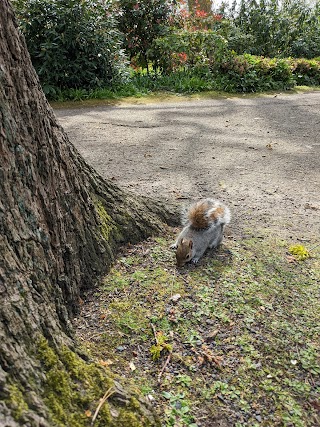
[188,240,193,249]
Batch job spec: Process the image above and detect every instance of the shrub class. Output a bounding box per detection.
[291,58,320,86]
[218,53,295,92]
[115,0,175,69]
[150,30,227,73]
[13,0,129,96]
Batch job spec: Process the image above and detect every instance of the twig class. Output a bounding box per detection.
[150,322,158,344]
[151,323,173,383]
[157,350,173,384]
[310,242,320,251]
[91,386,114,426]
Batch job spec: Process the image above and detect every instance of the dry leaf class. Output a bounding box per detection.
[205,329,219,341]
[129,360,136,371]
[110,407,119,418]
[170,293,181,303]
[99,359,113,367]
[286,255,297,263]
[197,355,205,365]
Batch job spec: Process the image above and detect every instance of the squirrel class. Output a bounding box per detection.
[172,198,231,268]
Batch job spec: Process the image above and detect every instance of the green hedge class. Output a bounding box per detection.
[217,54,295,92]
[291,58,320,86]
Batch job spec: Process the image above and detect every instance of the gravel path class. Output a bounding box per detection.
[54,91,320,243]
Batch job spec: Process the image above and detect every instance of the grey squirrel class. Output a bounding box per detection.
[172,198,231,267]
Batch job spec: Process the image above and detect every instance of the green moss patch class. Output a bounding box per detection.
[93,197,118,242]
[29,336,157,426]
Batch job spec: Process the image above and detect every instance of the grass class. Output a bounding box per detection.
[75,228,320,427]
[48,70,218,102]
[47,68,320,103]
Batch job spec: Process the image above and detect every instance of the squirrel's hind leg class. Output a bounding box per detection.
[209,225,224,249]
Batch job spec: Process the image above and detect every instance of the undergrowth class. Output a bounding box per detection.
[75,230,320,427]
[47,56,320,102]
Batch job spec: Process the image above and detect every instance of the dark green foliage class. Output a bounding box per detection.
[13,0,129,96]
[49,55,319,101]
[13,0,320,99]
[227,0,320,58]
[115,0,175,69]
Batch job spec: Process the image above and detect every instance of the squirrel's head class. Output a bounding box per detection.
[176,238,193,268]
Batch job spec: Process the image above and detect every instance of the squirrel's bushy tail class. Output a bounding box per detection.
[185,198,231,230]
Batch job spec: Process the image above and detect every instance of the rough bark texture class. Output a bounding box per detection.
[0,2,178,425]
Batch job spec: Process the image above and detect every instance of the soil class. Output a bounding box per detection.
[54,90,320,244]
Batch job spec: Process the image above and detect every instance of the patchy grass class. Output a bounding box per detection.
[75,228,320,427]
[51,86,320,110]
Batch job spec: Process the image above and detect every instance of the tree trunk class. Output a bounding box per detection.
[0,1,178,425]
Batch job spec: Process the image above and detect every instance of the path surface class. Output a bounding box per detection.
[54,91,320,243]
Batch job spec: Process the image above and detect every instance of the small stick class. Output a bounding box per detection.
[310,242,320,251]
[158,350,172,384]
[150,322,158,344]
[91,386,114,426]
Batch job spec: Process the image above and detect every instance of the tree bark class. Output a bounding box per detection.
[0,1,178,425]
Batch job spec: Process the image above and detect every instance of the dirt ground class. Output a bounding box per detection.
[54,91,320,426]
[54,90,320,244]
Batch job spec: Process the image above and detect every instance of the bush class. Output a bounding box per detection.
[218,54,295,92]
[291,58,320,86]
[115,0,175,69]
[13,0,129,96]
[150,30,228,73]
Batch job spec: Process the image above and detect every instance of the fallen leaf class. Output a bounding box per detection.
[286,255,297,263]
[197,355,205,365]
[110,407,120,418]
[99,359,113,367]
[129,360,136,371]
[205,329,219,341]
[170,293,181,303]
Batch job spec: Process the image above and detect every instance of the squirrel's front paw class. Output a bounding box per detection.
[191,257,199,264]
[170,243,178,250]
